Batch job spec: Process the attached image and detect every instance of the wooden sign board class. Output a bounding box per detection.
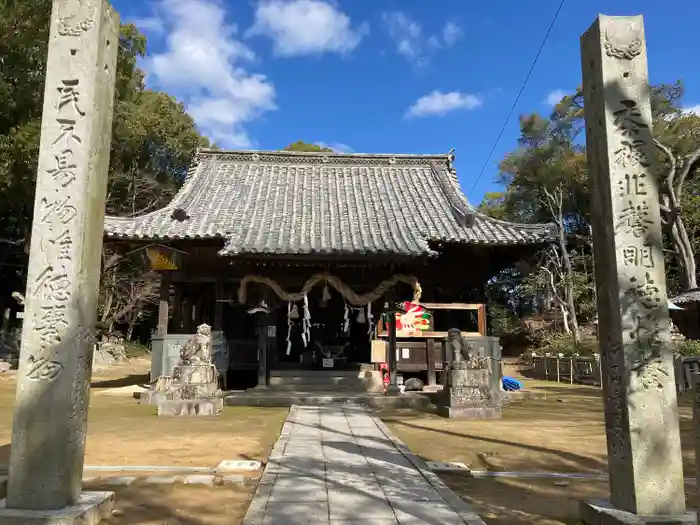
[146,246,180,271]
[129,244,186,271]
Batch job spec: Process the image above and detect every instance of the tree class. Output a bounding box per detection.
[98,249,159,337]
[0,0,53,291]
[0,1,208,339]
[284,141,333,153]
[482,81,700,342]
[653,111,700,290]
[541,185,581,343]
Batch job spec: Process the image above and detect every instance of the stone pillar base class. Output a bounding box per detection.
[580,499,696,525]
[385,385,402,396]
[436,405,502,419]
[157,397,223,416]
[0,491,114,525]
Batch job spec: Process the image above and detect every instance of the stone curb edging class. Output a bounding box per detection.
[0,474,253,493]
[241,406,295,525]
[370,413,487,525]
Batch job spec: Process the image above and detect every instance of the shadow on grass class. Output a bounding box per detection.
[520,384,604,399]
[88,481,254,525]
[434,473,696,525]
[386,418,608,473]
[91,374,150,389]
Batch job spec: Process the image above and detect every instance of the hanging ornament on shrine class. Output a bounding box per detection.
[366,303,375,341]
[286,301,294,355]
[301,293,311,347]
[342,303,351,334]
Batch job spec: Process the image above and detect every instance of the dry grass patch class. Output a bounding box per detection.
[0,359,287,468]
[0,359,288,524]
[382,382,609,474]
[380,377,698,524]
[441,476,697,525]
[87,481,253,525]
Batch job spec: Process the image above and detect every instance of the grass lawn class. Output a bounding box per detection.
[0,358,288,524]
[380,377,698,525]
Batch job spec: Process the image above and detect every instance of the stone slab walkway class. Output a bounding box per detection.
[243,405,486,525]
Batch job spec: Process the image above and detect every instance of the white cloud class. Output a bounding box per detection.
[248,0,368,57]
[382,11,424,64]
[683,104,700,115]
[405,90,482,118]
[382,12,462,66]
[315,141,354,153]
[131,16,165,35]
[442,21,462,46]
[141,0,276,148]
[545,89,567,106]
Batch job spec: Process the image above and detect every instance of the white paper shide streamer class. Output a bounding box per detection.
[286,301,293,355]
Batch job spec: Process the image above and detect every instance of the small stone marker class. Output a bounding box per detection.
[425,461,469,472]
[579,14,692,524]
[0,0,120,522]
[216,460,262,472]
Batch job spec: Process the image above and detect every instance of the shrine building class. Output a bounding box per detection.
[103,149,555,389]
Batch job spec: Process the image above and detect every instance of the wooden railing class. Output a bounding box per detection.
[529,353,603,387]
[529,352,699,393]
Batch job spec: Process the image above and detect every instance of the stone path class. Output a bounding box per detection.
[243,405,485,525]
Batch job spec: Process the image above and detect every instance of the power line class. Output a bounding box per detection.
[468,0,567,199]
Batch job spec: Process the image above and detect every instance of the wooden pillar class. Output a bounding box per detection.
[387,309,400,395]
[172,285,182,333]
[247,308,270,388]
[214,281,224,331]
[426,338,437,386]
[258,316,269,388]
[181,297,190,333]
[477,304,487,336]
[195,293,203,327]
[157,272,171,336]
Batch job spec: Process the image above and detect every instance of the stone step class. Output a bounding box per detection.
[270,368,377,378]
[223,391,431,409]
[269,375,380,386]
[268,382,384,392]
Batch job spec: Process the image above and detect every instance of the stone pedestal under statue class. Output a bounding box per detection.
[437,329,502,419]
[146,324,224,416]
[437,362,502,419]
[157,362,222,416]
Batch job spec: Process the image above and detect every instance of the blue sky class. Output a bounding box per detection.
[112,0,700,205]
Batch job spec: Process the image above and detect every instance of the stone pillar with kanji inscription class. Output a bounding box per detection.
[0,0,120,522]
[579,15,693,525]
[693,372,700,525]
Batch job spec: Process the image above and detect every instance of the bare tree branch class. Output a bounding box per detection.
[654,138,698,290]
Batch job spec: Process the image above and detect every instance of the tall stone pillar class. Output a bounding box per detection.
[693,372,700,525]
[579,15,692,524]
[0,0,120,522]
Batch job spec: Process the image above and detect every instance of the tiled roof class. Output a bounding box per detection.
[670,288,700,305]
[104,149,556,257]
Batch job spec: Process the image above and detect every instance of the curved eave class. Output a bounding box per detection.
[103,148,557,253]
